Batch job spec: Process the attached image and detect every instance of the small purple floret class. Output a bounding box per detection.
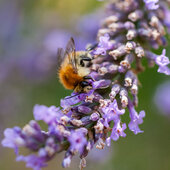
[68,129,87,154]
[1,127,25,155]
[128,99,145,134]
[90,112,100,121]
[93,34,113,55]
[93,79,111,89]
[155,49,170,75]
[111,120,127,141]
[33,105,62,124]
[102,99,125,127]
[16,155,47,170]
[143,0,159,10]
[61,95,82,109]
[155,49,170,67]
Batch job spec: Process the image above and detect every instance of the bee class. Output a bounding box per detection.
[57,37,94,93]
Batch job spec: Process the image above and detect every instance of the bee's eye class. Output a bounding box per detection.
[80,56,92,67]
[80,56,92,61]
[80,60,85,67]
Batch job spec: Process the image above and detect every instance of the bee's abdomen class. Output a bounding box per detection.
[59,65,83,90]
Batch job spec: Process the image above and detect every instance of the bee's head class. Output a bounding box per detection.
[78,52,93,68]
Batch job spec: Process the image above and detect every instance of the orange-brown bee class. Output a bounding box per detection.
[57,38,94,93]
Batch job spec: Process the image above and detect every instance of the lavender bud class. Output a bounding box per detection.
[78,106,92,114]
[125,41,136,52]
[109,84,120,100]
[128,10,143,22]
[119,88,128,108]
[120,54,134,69]
[70,119,83,127]
[60,116,70,125]
[90,112,100,121]
[79,158,86,170]
[102,15,118,26]
[81,116,91,126]
[138,28,152,37]
[96,138,105,150]
[124,70,136,87]
[135,46,145,58]
[62,155,71,168]
[126,29,137,40]
[109,45,126,60]
[98,67,108,75]
[94,119,104,134]
[131,78,138,95]
[97,28,110,37]
[124,21,135,29]
[108,22,124,32]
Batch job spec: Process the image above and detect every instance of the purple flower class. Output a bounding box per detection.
[16,155,47,170]
[1,127,25,155]
[22,121,47,150]
[62,156,71,168]
[128,99,145,134]
[154,81,170,116]
[93,34,113,55]
[90,112,100,121]
[111,120,127,141]
[101,99,125,127]
[60,95,82,109]
[68,129,87,154]
[78,105,92,114]
[155,49,170,67]
[143,0,159,10]
[106,120,126,146]
[155,49,170,75]
[2,0,170,169]
[157,66,170,75]
[33,105,62,124]
[93,79,111,89]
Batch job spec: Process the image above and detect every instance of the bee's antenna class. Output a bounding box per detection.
[64,93,80,100]
[86,43,98,51]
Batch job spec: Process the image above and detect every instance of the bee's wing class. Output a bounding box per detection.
[56,47,65,71]
[64,37,77,73]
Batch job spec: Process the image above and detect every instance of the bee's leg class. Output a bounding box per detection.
[80,81,93,93]
[84,76,95,81]
[80,81,91,87]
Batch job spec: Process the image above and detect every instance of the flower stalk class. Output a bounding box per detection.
[2,0,170,169]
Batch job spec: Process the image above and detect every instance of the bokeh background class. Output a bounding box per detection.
[0,0,170,170]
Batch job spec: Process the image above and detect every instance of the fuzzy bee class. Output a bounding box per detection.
[57,38,94,93]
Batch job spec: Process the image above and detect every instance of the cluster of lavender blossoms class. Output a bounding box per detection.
[2,0,170,169]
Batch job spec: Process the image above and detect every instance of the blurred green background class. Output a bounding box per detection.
[0,0,170,170]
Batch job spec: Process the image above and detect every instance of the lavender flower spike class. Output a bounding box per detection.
[2,0,170,169]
